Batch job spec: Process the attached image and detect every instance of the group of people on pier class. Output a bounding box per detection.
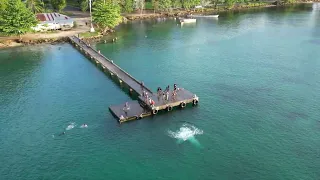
[142,90,155,107]
[157,84,179,101]
[140,82,180,107]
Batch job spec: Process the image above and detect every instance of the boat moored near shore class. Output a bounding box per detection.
[187,14,219,18]
[179,18,197,24]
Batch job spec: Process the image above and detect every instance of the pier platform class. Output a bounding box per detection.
[109,101,152,123]
[69,36,199,123]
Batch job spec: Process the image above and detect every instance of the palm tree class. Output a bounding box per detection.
[26,0,44,13]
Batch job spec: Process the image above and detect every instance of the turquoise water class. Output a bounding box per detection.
[1,4,320,179]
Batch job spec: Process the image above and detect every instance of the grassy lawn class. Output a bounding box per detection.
[79,31,100,38]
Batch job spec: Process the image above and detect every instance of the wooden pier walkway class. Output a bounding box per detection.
[69,36,199,123]
[69,36,153,95]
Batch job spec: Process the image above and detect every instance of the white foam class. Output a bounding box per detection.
[66,122,76,130]
[168,123,203,141]
[80,124,88,128]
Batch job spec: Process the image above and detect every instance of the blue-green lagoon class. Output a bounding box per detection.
[1,4,320,180]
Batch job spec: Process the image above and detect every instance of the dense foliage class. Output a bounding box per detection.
[81,0,89,12]
[0,0,38,36]
[159,0,172,12]
[0,0,8,10]
[92,0,122,33]
[50,0,66,12]
[121,0,134,13]
[134,0,145,14]
[26,0,44,13]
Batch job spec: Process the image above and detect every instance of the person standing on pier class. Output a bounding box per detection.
[142,90,146,97]
[165,85,170,93]
[140,81,144,91]
[157,87,162,100]
[145,92,149,104]
[123,102,130,116]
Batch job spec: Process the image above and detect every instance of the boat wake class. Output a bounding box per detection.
[66,122,76,130]
[168,123,203,147]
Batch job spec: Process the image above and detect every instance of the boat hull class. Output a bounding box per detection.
[187,15,219,18]
[180,19,197,23]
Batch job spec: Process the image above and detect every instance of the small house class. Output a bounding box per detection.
[32,13,74,32]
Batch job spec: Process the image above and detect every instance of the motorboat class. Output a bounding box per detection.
[187,14,219,18]
[180,18,197,24]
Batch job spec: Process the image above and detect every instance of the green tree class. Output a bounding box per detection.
[80,0,89,12]
[159,0,172,12]
[0,0,8,10]
[182,0,200,10]
[50,0,66,12]
[182,0,190,9]
[92,0,122,34]
[26,0,45,13]
[134,0,145,14]
[200,0,210,7]
[0,0,38,37]
[171,0,182,9]
[225,0,235,8]
[210,0,219,8]
[151,0,159,13]
[121,0,134,13]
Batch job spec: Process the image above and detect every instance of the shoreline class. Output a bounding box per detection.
[0,1,318,49]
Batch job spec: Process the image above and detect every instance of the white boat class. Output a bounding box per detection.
[180,18,197,24]
[187,14,219,18]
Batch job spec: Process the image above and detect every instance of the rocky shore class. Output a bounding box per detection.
[0,37,70,49]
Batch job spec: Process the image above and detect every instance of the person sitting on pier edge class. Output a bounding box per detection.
[150,99,155,107]
[174,84,177,91]
[98,50,101,54]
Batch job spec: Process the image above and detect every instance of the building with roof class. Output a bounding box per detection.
[32,13,74,32]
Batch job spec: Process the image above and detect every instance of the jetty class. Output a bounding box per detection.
[69,36,199,123]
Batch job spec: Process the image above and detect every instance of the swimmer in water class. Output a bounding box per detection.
[81,124,88,128]
[59,132,66,136]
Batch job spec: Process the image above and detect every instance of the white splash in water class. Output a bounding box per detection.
[168,123,203,146]
[80,124,88,128]
[66,122,76,130]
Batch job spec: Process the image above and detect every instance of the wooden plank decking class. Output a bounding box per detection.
[109,101,152,123]
[69,36,199,123]
[69,36,153,95]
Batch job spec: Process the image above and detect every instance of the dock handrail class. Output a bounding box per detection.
[71,36,153,94]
